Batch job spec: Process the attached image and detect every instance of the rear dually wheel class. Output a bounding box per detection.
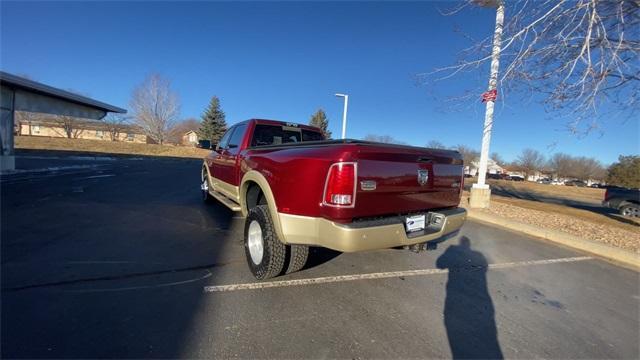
[244,205,286,280]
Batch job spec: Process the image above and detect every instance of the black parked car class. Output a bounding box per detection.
[197,139,212,149]
[603,187,640,217]
[487,173,505,180]
[565,180,587,187]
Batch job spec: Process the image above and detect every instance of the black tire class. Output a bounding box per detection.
[201,168,214,203]
[620,204,640,218]
[286,244,309,274]
[244,205,286,280]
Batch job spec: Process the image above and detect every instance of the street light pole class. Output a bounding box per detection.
[470,0,504,208]
[335,93,349,139]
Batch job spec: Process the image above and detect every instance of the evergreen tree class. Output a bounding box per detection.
[309,109,332,139]
[607,155,640,189]
[198,96,227,142]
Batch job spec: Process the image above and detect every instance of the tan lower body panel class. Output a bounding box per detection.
[278,208,467,252]
[210,178,240,203]
[208,189,241,211]
[203,167,241,211]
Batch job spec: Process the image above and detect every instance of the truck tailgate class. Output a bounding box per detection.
[353,146,463,219]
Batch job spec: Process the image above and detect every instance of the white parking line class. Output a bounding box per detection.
[79,174,115,180]
[203,256,593,293]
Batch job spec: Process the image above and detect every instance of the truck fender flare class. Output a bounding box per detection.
[240,171,287,243]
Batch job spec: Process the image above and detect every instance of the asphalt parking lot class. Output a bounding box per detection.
[2,153,639,359]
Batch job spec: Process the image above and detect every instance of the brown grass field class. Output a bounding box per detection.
[464,179,639,232]
[491,194,638,231]
[486,179,605,204]
[15,136,211,159]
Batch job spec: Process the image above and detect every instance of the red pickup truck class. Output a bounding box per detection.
[202,119,467,279]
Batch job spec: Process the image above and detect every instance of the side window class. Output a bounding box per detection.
[217,127,233,149]
[227,124,248,154]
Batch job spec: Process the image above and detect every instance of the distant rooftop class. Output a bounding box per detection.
[0,71,126,114]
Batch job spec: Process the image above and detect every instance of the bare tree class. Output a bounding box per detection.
[102,113,131,141]
[52,115,84,139]
[453,144,480,167]
[549,152,606,180]
[168,118,201,145]
[423,1,640,133]
[549,152,575,178]
[490,151,505,166]
[573,156,606,181]
[364,134,408,145]
[129,74,180,145]
[516,148,546,179]
[426,140,447,149]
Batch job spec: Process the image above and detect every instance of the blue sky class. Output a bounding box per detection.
[1,1,637,164]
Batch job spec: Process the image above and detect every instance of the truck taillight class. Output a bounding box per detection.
[323,162,356,207]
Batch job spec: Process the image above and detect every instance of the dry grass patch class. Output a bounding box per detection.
[486,179,605,204]
[462,191,640,253]
[490,194,640,231]
[16,136,210,159]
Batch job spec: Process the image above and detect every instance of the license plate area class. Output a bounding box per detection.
[405,214,426,233]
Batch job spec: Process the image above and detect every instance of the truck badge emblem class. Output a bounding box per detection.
[360,180,377,191]
[418,170,429,186]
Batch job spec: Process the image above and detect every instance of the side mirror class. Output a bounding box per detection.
[210,142,217,150]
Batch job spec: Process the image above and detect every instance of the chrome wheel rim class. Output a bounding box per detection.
[201,175,209,199]
[623,207,639,217]
[247,220,264,265]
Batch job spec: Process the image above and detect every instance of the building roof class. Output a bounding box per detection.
[0,71,126,114]
[471,158,503,169]
[184,130,197,136]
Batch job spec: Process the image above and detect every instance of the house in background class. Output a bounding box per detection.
[182,130,198,146]
[526,170,553,182]
[464,158,504,177]
[16,114,148,143]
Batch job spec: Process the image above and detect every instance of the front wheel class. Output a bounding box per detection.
[244,205,286,280]
[201,169,213,203]
[620,204,640,218]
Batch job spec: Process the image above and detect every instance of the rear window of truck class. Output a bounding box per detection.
[251,124,324,147]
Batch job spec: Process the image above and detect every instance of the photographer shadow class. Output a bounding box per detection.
[436,236,503,360]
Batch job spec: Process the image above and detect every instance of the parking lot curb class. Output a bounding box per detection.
[466,209,640,271]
